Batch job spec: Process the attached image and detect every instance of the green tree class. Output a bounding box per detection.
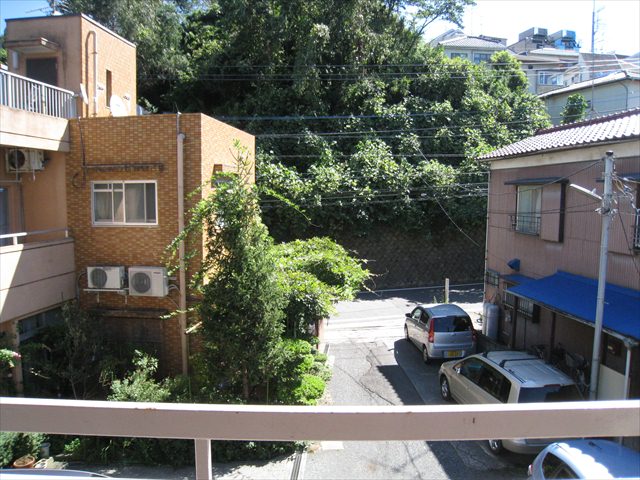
[172,147,285,402]
[561,93,589,124]
[20,301,112,399]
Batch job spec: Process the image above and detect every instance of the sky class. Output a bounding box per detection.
[1,0,639,56]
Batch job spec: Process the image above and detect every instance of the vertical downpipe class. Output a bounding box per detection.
[177,114,188,375]
[88,31,98,117]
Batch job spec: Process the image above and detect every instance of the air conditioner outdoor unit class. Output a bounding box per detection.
[6,149,44,173]
[128,266,168,297]
[87,266,125,289]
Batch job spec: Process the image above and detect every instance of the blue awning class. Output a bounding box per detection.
[507,271,640,341]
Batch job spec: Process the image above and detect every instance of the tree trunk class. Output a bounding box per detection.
[242,367,250,401]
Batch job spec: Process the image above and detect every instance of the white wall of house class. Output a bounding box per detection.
[543,80,640,125]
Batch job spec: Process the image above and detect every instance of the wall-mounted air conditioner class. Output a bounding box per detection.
[6,149,45,173]
[87,266,125,289]
[128,266,168,297]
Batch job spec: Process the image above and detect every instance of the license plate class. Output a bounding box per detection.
[445,350,462,358]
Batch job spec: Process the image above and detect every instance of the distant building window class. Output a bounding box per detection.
[451,52,468,59]
[514,185,542,235]
[473,53,492,63]
[92,181,157,225]
[485,269,500,287]
[538,71,562,85]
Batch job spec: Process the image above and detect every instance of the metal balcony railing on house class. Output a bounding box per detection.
[1,397,638,480]
[511,213,541,235]
[0,69,76,119]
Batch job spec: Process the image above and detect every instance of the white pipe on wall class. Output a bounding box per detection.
[88,30,98,116]
[177,114,188,375]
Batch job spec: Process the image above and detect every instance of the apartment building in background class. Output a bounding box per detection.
[0,13,254,392]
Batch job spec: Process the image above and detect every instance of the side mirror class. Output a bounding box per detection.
[454,364,462,374]
[405,313,412,318]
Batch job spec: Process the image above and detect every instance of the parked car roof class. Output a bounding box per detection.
[422,304,469,317]
[480,351,575,387]
[533,439,640,479]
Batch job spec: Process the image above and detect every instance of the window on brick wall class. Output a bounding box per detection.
[92,181,157,225]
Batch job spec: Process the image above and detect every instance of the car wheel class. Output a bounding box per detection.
[488,439,503,454]
[404,325,410,342]
[422,345,431,364]
[440,376,451,401]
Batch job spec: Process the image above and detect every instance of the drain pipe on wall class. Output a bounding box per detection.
[88,30,98,117]
[177,113,188,375]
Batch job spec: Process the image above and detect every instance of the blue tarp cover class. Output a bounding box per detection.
[507,271,640,341]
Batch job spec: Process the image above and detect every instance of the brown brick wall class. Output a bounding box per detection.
[66,113,254,375]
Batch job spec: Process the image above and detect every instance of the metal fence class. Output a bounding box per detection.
[0,69,76,119]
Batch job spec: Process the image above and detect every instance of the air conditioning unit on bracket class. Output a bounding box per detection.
[128,266,168,297]
[87,266,125,289]
[6,149,44,173]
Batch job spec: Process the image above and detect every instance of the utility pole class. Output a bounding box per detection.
[589,151,614,400]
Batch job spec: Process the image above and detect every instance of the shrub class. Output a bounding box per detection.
[272,340,329,405]
[0,432,46,467]
[275,237,370,300]
[293,374,326,405]
[279,270,334,339]
[62,351,193,466]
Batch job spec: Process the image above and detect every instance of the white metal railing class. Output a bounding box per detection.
[0,227,70,247]
[0,69,76,119]
[1,397,638,480]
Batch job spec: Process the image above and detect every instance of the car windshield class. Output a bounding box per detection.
[433,316,471,332]
[518,384,582,403]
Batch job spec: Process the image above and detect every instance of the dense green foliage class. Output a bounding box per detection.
[0,432,45,467]
[19,302,124,399]
[41,0,550,238]
[169,151,358,406]
[561,93,589,124]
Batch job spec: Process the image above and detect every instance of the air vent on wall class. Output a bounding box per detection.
[6,149,44,173]
[128,266,168,297]
[87,266,125,289]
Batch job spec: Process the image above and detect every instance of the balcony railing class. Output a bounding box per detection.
[0,227,70,247]
[0,69,76,119]
[511,213,541,235]
[1,397,638,480]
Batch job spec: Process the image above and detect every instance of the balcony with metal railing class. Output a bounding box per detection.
[510,213,541,235]
[0,69,76,119]
[0,69,74,152]
[1,397,638,479]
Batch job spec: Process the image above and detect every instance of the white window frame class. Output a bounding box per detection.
[91,180,158,226]
[515,185,542,235]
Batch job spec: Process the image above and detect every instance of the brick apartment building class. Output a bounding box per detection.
[0,13,254,391]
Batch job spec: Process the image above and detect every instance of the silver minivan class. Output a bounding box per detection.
[404,304,476,363]
[439,350,582,454]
